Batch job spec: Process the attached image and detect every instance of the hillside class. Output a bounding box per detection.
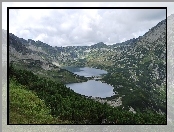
[102,19,166,113]
[50,19,167,114]
[8,64,166,124]
[9,78,71,124]
[7,17,166,124]
[9,32,88,84]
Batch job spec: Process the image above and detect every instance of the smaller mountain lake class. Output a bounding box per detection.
[63,66,114,98]
[63,66,108,77]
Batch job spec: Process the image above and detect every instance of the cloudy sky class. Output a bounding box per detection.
[2,2,173,47]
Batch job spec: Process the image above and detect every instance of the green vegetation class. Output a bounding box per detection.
[102,69,166,114]
[7,18,167,124]
[9,64,166,124]
[9,79,55,124]
[9,79,71,124]
[61,49,115,70]
[12,60,88,84]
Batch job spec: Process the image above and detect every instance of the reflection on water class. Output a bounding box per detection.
[63,66,107,77]
[63,66,113,98]
[66,80,114,98]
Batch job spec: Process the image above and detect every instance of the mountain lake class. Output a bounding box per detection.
[63,67,115,98]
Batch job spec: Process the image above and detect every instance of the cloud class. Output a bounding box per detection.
[3,2,170,47]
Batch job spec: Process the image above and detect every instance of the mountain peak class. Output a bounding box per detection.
[91,42,107,48]
[96,42,105,45]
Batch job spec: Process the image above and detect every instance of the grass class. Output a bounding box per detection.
[9,79,57,124]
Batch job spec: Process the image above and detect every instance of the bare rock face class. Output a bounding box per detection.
[8,32,60,71]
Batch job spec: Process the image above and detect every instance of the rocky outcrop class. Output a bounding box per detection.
[86,96,122,107]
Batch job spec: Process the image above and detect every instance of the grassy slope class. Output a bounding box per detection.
[9,79,70,124]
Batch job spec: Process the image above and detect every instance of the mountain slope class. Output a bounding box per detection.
[101,19,166,113]
[8,64,166,124]
[7,18,166,117]
[52,19,166,113]
[8,32,88,84]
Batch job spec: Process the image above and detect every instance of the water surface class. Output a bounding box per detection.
[63,66,107,77]
[63,66,114,98]
[66,80,114,98]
